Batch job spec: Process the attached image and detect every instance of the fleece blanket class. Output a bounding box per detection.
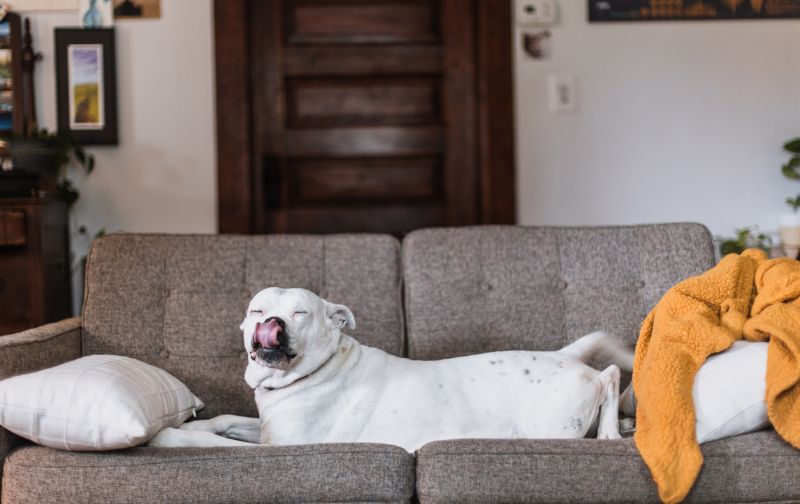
[633,249,800,503]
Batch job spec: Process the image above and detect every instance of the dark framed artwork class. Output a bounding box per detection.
[0,13,23,137]
[589,1,800,21]
[55,28,117,145]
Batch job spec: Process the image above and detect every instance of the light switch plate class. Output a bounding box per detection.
[515,0,557,26]
[547,74,577,113]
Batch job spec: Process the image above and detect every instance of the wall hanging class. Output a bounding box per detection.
[589,0,800,21]
[55,27,117,145]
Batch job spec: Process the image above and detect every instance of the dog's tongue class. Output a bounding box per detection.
[255,320,282,348]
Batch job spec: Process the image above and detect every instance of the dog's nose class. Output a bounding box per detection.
[268,316,286,330]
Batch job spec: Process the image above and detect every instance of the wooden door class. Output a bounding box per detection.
[216,0,515,234]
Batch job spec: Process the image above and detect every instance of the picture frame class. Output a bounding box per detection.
[55,28,117,145]
[589,1,800,22]
[0,13,24,138]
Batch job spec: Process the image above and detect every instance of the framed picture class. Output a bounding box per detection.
[113,0,161,19]
[589,1,800,22]
[55,28,117,145]
[0,13,23,138]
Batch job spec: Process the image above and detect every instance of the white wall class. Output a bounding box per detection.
[514,1,800,239]
[18,0,217,311]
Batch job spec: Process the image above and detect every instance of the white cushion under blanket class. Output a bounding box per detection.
[694,341,769,444]
[0,355,204,451]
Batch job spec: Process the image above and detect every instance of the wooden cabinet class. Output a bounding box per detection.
[0,198,71,335]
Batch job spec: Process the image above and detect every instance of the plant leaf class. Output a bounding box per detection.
[783,157,800,180]
[720,240,743,256]
[785,138,800,153]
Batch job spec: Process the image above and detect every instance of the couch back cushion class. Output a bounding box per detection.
[82,234,403,417]
[402,224,716,359]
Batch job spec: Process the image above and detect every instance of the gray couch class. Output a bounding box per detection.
[1,224,797,503]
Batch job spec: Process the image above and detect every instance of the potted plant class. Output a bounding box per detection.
[780,137,800,258]
[8,128,95,206]
[717,227,772,257]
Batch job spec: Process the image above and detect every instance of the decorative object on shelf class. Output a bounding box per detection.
[113,0,159,19]
[55,27,117,144]
[589,0,800,21]
[717,226,772,257]
[779,137,800,258]
[79,0,113,28]
[0,12,23,137]
[7,129,95,204]
[20,18,42,136]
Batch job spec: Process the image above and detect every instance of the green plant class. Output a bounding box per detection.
[717,227,772,256]
[781,137,800,212]
[22,128,95,206]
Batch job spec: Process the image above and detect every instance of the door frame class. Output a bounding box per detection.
[214,0,516,233]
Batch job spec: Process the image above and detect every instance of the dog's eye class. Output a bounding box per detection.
[249,310,263,316]
[292,310,308,319]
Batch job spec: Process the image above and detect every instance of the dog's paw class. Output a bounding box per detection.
[597,430,622,440]
[147,427,186,447]
[179,420,212,432]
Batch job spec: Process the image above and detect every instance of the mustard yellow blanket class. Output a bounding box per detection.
[634,249,800,503]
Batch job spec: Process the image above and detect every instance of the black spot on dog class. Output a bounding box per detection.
[557,361,564,368]
[532,356,537,361]
[537,379,542,384]
[523,369,530,375]
[489,360,496,365]
[564,416,585,432]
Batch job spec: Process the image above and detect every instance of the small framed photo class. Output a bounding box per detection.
[55,28,118,145]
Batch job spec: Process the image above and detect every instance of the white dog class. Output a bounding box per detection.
[150,287,635,450]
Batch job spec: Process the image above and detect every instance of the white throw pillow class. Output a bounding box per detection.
[694,341,769,443]
[0,354,204,451]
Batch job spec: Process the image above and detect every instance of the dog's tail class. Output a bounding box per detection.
[558,330,634,373]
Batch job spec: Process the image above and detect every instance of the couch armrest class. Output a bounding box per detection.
[0,318,82,380]
[0,318,82,463]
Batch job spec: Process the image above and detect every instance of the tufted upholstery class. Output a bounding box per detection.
[402,224,716,359]
[81,234,403,418]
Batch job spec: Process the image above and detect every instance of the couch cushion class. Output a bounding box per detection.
[402,224,716,359]
[3,443,414,503]
[82,234,403,418]
[415,430,798,503]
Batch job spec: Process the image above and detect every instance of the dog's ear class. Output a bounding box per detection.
[324,301,356,331]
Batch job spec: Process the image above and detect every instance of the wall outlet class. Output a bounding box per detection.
[515,0,557,26]
[547,74,578,113]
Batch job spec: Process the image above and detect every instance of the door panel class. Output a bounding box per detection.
[285,126,443,158]
[284,46,443,76]
[286,0,439,44]
[291,158,440,203]
[287,79,440,127]
[248,0,480,234]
